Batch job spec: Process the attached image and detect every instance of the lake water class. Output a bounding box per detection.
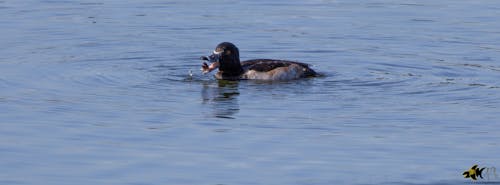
[1,1,500,185]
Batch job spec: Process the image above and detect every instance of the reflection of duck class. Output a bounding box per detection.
[201,80,239,119]
[201,42,317,80]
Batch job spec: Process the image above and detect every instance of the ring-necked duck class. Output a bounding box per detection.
[201,42,317,80]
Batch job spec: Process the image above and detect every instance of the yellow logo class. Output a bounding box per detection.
[463,165,485,180]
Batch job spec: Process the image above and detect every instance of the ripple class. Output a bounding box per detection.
[296,49,343,53]
[149,63,206,83]
[0,78,13,89]
[399,3,425,6]
[398,90,438,95]
[374,62,430,70]
[70,73,122,87]
[77,56,163,63]
[464,56,494,61]
[461,63,500,72]
[410,19,435,22]
[79,2,104,6]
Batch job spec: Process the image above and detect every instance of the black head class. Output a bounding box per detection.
[201,42,243,76]
[214,42,239,61]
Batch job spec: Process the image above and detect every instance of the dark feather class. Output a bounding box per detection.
[241,59,317,77]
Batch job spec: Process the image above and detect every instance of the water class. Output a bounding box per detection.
[1,1,500,185]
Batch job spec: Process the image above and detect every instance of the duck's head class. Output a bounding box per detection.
[201,42,243,76]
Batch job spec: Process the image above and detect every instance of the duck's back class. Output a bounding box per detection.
[240,59,316,80]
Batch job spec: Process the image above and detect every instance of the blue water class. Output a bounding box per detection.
[1,1,500,185]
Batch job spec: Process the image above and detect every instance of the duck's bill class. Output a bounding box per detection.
[200,50,222,63]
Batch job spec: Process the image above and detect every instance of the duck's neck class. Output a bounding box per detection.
[219,58,243,77]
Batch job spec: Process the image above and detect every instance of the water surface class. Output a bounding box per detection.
[1,1,500,185]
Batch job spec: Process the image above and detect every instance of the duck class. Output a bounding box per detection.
[200,42,317,80]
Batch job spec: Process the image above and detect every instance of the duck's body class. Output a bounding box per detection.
[239,59,316,80]
[201,42,317,81]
